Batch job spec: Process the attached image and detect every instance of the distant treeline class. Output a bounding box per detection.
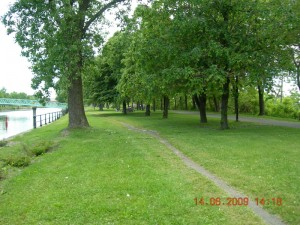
[0,87,35,100]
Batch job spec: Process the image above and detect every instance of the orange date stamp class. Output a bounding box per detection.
[194,197,282,206]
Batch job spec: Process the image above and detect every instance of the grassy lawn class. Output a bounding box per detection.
[0,110,265,224]
[0,108,298,224]
[106,109,299,225]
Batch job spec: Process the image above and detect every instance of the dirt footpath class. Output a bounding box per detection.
[173,111,300,129]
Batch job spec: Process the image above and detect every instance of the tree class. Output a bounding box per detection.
[84,57,118,107]
[2,0,130,128]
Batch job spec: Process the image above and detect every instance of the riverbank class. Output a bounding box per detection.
[0,109,298,224]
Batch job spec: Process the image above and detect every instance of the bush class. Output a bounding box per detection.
[29,141,54,156]
[265,97,299,119]
[5,155,30,167]
[230,87,259,114]
[0,163,5,180]
[0,140,8,147]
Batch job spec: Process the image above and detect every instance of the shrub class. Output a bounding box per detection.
[0,140,8,147]
[0,163,4,180]
[265,97,299,119]
[30,141,54,156]
[5,155,30,167]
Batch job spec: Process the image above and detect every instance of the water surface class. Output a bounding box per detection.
[0,108,62,140]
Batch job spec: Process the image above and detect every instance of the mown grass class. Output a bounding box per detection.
[0,110,265,224]
[105,109,299,225]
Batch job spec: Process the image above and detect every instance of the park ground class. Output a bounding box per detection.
[0,109,299,225]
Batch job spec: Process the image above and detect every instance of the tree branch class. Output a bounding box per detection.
[83,0,126,33]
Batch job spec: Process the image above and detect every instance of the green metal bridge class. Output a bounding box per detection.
[0,98,67,109]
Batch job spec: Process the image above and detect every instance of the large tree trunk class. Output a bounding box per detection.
[163,96,169,119]
[68,76,89,128]
[220,77,230,129]
[145,104,151,116]
[234,76,239,122]
[258,84,265,116]
[193,93,207,123]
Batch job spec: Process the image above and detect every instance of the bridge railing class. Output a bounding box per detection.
[0,98,67,109]
[33,110,67,128]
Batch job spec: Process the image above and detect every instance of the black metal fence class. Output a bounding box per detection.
[33,110,66,129]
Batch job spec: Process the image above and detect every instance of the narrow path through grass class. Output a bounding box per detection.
[121,121,285,225]
[108,110,299,225]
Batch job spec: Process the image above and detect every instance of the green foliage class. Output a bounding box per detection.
[115,0,295,127]
[234,87,259,114]
[2,0,131,127]
[0,140,8,148]
[265,97,300,119]
[0,87,34,100]
[0,162,5,180]
[24,141,55,157]
[4,155,30,168]
[84,32,134,107]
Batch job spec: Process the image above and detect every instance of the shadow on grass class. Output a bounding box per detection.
[87,109,271,132]
[88,110,148,118]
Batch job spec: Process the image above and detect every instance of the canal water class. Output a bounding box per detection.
[0,108,62,140]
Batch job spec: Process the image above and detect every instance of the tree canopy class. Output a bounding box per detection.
[2,0,299,129]
[2,0,130,128]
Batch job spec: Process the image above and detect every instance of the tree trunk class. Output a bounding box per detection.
[68,76,89,128]
[296,66,300,91]
[234,76,239,122]
[163,96,169,119]
[213,95,220,112]
[258,84,265,116]
[184,95,188,110]
[160,98,163,110]
[152,99,156,112]
[122,100,127,114]
[145,104,151,116]
[220,77,230,129]
[192,96,196,110]
[193,93,207,123]
[174,98,177,110]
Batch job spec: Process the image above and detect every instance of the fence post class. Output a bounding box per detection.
[45,114,47,125]
[40,115,42,127]
[32,107,37,129]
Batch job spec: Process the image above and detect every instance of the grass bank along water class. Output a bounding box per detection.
[0,109,298,224]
